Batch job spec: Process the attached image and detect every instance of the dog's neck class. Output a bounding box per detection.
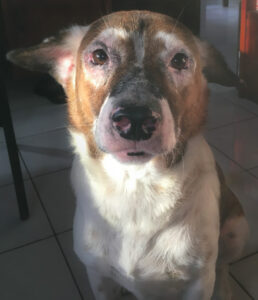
[70,129,214,196]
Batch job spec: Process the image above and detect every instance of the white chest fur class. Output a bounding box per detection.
[70,132,220,294]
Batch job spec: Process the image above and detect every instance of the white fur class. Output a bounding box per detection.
[100,27,129,40]
[64,25,90,51]
[155,31,191,57]
[70,130,220,299]
[55,25,89,87]
[155,31,179,48]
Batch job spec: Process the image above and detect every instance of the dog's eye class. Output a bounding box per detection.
[91,49,108,66]
[170,53,188,70]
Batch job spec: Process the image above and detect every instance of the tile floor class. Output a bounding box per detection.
[0,1,258,300]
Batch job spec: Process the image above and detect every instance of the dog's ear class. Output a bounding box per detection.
[197,39,240,87]
[7,26,89,87]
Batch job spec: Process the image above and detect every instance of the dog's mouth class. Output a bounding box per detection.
[113,150,153,164]
[127,151,145,156]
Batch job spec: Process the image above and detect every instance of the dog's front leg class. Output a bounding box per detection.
[211,264,232,300]
[87,267,125,300]
[183,267,216,300]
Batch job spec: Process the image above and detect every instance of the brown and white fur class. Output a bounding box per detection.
[7,11,248,300]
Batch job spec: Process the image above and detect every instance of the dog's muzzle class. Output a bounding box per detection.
[111,106,161,141]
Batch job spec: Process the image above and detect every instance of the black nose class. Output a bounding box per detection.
[111,106,160,141]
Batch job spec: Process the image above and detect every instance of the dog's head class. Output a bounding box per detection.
[7,11,238,165]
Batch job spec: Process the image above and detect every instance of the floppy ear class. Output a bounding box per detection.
[197,39,241,88]
[7,25,89,88]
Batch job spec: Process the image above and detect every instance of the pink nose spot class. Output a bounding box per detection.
[113,116,131,133]
[142,117,157,134]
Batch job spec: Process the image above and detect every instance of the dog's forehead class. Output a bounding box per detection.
[80,11,196,52]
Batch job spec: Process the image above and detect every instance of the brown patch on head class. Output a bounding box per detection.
[66,76,102,158]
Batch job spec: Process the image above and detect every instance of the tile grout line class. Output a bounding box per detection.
[248,166,258,171]
[246,169,258,180]
[230,99,258,114]
[58,228,73,236]
[25,166,72,181]
[207,116,257,132]
[0,126,68,146]
[16,126,68,142]
[229,273,255,300]
[0,166,72,190]
[19,152,84,300]
[230,250,258,265]
[9,101,67,114]
[208,142,247,171]
[209,142,258,181]
[228,97,258,118]
[0,235,54,256]
[0,229,74,256]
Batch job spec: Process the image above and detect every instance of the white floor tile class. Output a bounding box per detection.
[58,231,95,300]
[206,118,258,169]
[230,254,258,300]
[6,80,50,112]
[206,94,254,129]
[0,238,82,300]
[208,83,258,117]
[0,180,52,253]
[231,95,258,116]
[229,276,252,300]
[249,167,258,179]
[0,143,29,187]
[210,146,243,176]
[208,83,237,96]
[0,104,68,143]
[19,128,73,178]
[33,169,75,233]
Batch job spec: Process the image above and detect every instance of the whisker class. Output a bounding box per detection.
[172,0,192,33]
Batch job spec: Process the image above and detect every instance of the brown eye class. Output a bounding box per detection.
[92,49,108,65]
[170,53,188,70]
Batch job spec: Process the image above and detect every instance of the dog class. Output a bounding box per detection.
[8,11,248,299]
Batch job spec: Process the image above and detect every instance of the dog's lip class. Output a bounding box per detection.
[112,149,153,163]
[127,151,145,156]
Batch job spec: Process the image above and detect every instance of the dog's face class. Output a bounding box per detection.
[79,12,207,164]
[8,11,230,165]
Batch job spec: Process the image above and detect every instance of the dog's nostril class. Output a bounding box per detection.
[112,116,131,133]
[142,117,157,134]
